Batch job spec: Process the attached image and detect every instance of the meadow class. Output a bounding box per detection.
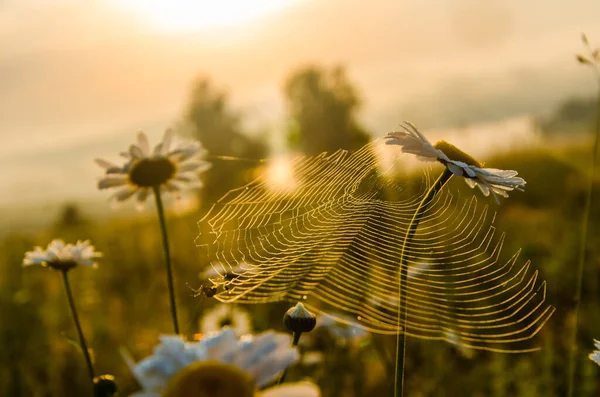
[1,139,598,396]
[2,5,600,394]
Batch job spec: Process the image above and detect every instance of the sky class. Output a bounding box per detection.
[1,0,600,209]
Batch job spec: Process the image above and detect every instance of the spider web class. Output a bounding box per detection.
[195,140,555,352]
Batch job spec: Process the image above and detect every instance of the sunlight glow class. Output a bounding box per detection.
[266,157,296,193]
[115,0,301,32]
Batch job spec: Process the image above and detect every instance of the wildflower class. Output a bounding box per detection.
[284,303,317,334]
[97,130,208,333]
[23,239,105,388]
[200,303,252,336]
[124,328,319,397]
[94,375,118,397]
[385,122,526,204]
[23,239,101,271]
[276,303,317,385]
[589,339,600,366]
[96,130,210,208]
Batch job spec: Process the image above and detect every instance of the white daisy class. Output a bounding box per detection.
[96,130,211,209]
[589,339,600,366]
[200,303,252,336]
[23,239,102,271]
[385,122,526,204]
[123,328,320,397]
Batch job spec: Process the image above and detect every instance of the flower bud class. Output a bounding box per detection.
[283,303,316,334]
[93,374,117,397]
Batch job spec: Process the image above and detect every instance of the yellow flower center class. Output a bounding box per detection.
[162,361,255,397]
[433,140,482,168]
[129,157,176,187]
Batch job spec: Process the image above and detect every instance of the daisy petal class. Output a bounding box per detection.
[135,188,150,210]
[590,351,600,366]
[464,178,477,188]
[98,175,128,189]
[137,132,150,156]
[153,142,164,156]
[111,186,137,202]
[482,168,519,178]
[162,129,174,154]
[476,182,490,197]
[129,144,144,159]
[446,162,464,176]
[251,348,299,387]
[165,181,182,192]
[463,166,477,178]
[95,158,118,169]
[177,161,211,173]
[492,188,509,198]
[95,158,125,174]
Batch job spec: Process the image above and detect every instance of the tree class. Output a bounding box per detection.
[184,77,268,204]
[537,97,596,136]
[283,65,370,155]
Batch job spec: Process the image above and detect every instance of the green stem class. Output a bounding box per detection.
[277,331,302,385]
[153,185,180,335]
[566,75,600,397]
[394,168,454,397]
[61,270,95,382]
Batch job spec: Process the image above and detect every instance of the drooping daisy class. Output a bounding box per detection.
[200,303,252,336]
[123,328,320,397]
[385,122,526,204]
[23,239,102,271]
[96,130,210,208]
[589,339,600,366]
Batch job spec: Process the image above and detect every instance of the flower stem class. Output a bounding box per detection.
[277,331,302,385]
[61,270,95,382]
[394,168,454,397]
[566,74,600,397]
[152,185,180,335]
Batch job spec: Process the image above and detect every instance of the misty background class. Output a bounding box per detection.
[1,0,599,225]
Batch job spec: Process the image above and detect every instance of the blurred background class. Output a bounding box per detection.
[1,0,600,396]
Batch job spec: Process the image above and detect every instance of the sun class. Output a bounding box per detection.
[266,157,297,193]
[115,0,302,32]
